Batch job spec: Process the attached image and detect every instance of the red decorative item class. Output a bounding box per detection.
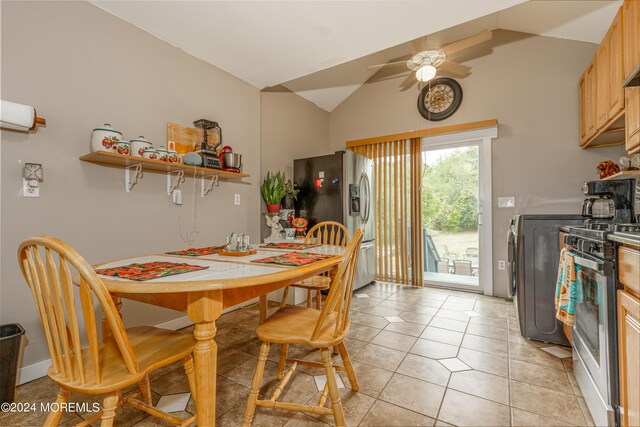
[266,203,281,214]
[314,177,323,191]
[596,160,621,179]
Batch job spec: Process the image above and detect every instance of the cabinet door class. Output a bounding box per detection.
[623,0,639,79]
[596,40,610,129]
[626,87,640,154]
[618,289,640,427]
[586,60,598,140]
[609,8,624,118]
[579,74,588,145]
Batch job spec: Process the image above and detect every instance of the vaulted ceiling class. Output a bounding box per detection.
[91,1,622,111]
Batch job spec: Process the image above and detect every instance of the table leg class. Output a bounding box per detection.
[188,291,222,426]
[259,295,268,324]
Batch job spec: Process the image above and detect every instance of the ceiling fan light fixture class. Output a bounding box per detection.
[416,64,436,82]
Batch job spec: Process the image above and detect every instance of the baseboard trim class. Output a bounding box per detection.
[15,300,264,385]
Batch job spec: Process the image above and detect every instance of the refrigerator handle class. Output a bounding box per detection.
[360,172,371,224]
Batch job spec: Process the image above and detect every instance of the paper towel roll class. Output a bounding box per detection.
[1,100,36,131]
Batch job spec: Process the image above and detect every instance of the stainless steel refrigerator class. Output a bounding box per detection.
[293,150,375,290]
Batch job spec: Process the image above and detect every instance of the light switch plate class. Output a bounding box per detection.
[498,197,515,208]
[22,178,39,197]
[319,171,324,178]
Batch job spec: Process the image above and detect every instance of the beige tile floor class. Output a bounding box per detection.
[1,282,596,426]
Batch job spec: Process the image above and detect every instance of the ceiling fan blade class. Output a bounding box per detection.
[411,36,429,53]
[399,72,417,91]
[442,30,492,56]
[367,59,409,70]
[438,61,471,76]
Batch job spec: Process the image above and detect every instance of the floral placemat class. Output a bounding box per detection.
[260,242,320,250]
[95,261,209,281]
[252,252,333,267]
[165,245,227,256]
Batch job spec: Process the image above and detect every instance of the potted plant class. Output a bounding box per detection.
[261,171,287,214]
[282,179,299,209]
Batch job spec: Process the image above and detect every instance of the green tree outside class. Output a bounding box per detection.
[422,147,479,233]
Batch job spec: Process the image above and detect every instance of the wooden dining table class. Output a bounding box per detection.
[89,244,345,426]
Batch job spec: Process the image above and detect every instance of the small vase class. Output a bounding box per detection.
[266,203,281,214]
[282,196,295,210]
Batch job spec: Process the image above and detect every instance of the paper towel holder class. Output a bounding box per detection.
[4,112,46,133]
[0,99,47,133]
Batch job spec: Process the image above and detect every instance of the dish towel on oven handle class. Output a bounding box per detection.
[555,247,583,326]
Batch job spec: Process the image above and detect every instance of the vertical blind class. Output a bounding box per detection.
[351,138,423,286]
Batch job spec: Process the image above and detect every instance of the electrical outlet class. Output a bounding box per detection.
[234,194,241,205]
[498,197,516,208]
[172,189,182,205]
[498,260,506,270]
[22,178,39,197]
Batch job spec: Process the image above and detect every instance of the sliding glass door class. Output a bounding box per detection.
[422,142,483,291]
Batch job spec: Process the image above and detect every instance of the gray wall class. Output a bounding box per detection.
[329,30,625,298]
[1,1,262,367]
[260,89,331,239]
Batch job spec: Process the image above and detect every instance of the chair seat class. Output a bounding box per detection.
[48,326,195,394]
[257,306,348,348]
[290,275,331,290]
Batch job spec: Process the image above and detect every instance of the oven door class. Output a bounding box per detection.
[569,249,617,426]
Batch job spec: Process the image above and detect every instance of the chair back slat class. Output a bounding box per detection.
[79,278,101,384]
[334,243,361,336]
[305,221,350,248]
[34,248,69,377]
[23,251,60,374]
[59,258,86,383]
[311,228,363,341]
[45,249,75,380]
[18,236,140,387]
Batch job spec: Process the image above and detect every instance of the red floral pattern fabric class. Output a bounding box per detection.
[165,245,227,256]
[96,261,208,281]
[261,242,320,250]
[252,252,333,267]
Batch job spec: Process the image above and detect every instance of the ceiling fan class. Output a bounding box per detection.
[370,30,493,90]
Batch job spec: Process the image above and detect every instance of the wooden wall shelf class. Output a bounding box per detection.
[79,151,249,180]
[602,170,640,180]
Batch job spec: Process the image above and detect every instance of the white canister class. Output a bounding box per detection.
[114,140,130,156]
[156,146,169,162]
[91,124,122,153]
[168,149,182,164]
[142,148,159,160]
[130,136,152,158]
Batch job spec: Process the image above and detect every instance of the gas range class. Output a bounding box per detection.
[566,223,640,260]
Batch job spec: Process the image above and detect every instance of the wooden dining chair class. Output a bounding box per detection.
[18,236,197,427]
[280,221,350,310]
[243,228,364,427]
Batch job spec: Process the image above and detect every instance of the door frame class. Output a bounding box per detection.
[421,125,497,296]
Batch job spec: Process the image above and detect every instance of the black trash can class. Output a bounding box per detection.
[0,323,25,404]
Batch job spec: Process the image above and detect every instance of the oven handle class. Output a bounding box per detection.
[568,248,604,271]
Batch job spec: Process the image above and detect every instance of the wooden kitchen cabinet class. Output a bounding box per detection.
[626,86,640,154]
[608,9,625,119]
[618,244,640,427]
[596,41,610,129]
[580,59,598,145]
[623,0,639,80]
[580,7,625,148]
